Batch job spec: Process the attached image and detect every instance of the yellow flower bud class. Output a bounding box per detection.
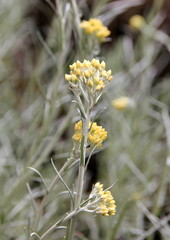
[107,70,112,76]
[96,80,104,91]
[100,61,106,69]
[74,121,82,131]
[94,76,100,84]
[69,63,76,70]
[84,70,90,78]
[88,80,93,87]
[96,85,104,91]
[94,59,100,68]
[71,75,78,83]
[91,58,97,67]
[69,65,73,70]
[80,18,111,42]
[101,71,107,78]
[83,60,90,68]
[96,31,105,41]
[88,69,93,77]
[76,60,82,68]
[129,15,145,30]
[112,97,130,110]
[80,21,88,29]
[85,26,93,34]
[75,69,81,77]
[65,74,72,81]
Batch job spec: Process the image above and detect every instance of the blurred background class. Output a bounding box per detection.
[0,0,170,239]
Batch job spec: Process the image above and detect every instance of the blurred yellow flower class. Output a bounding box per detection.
[112,97,130,110]
[65,59,112,93]
[73,121,107,148]
[131,192,142,201]
[129,15,145,30]
[80,18,111,42]
[90,182,116,216]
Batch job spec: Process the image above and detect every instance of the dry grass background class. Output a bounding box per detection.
[0,0,170,240]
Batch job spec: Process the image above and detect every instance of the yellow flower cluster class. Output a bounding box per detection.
[112,97,130,110]
[92,182,116,216]
[65,59,112,92]
[80,18,111,42]
[129,15,145,30]
[72,121,107,148]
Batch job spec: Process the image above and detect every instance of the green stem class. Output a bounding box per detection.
[67,106,90,240]
[75,108,89,206]
[65,219,73,240]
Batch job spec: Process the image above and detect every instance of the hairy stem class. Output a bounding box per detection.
[67,105,90,239]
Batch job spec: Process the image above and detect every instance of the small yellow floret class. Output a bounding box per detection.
[95,182,103,190]
[75,69,81,77]
[83,60,90,68]
[101,61,106,69]
[96,80,104,91]
[65,74,72,81]
[84,70,90,78]
[101,71,107,78]
[94,76,100,85]
[76,60,82,68]
[74,120,82,131]
[71,75,78,83]
[80,18,111,42]
[107,70,112,76]
[112,97,130,110]
[88,80,93,87]
[129,15,145,30]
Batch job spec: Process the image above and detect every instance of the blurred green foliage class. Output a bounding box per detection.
[0,0,170,240]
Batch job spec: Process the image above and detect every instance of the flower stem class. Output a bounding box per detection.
[67,106,90,239]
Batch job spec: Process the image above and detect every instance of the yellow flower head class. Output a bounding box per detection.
[112,97,130,111]
[65,59,112,94]
[129,15,145,30]
[90,182,116,216]
[80,18,111,42]
[131,192,142,202]
[72,121,107,148]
